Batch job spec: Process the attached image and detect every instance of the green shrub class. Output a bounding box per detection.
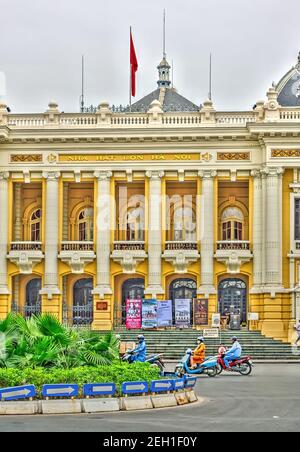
[0,314,120,369]
[0,362,160,396]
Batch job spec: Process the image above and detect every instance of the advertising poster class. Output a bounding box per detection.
[142,299,158,329]
[126,299,142,330]
[175,299,191,328]
[193,299,209,326]
[212,313,221,328]
[157,300,173,327]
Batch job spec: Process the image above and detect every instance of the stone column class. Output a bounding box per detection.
[198,170,217,297]
[263,167,284,291]
[93,171,113,298]
[0,172,9,295]
[14,183,22,241]
[251,170,263,290]
[62,183,69,241]
[40,172,60,299]
[145,171,164,297]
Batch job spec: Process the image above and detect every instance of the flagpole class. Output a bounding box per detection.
[129,26,132,112]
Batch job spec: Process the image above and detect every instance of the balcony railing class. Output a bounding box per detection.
[60,241,94,252]
[217,241,251,251]
[10,242,42,251]
[113,241,145,251]
[165,241,198,251]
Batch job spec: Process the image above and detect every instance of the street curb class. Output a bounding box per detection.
[151,393,177,408]
[41,400,82,415]
[0,391,198,415]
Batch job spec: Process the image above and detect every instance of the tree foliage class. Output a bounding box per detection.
[0,314,120,369]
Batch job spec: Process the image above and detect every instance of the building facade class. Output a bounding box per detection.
[1,53,300,342]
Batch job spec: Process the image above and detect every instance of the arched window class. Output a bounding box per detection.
[77,208,94,241]
[73,278,93,325]
[218,278,247,323]
[121,278,145,324]
[126,204,145,241]
[30,209,41,242]
[173,206,196,241]
[221,207,244,241]
[25,278,41,318]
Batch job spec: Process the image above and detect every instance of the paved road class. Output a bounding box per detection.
[0,364,300,432]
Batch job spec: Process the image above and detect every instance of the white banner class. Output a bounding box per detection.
[175,299,191,328]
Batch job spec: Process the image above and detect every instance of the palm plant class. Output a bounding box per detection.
[0,314,119,369]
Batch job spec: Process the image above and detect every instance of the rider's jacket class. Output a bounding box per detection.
[194,343,206,361]
[133,340,147,362]
[226,341,242,359]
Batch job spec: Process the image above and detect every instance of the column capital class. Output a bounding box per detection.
[262,167,284,177]
[0,171,9,181]
[198,170,217,179]
[251,169,262,178]
[94,170,113,181]
[146,170,164,180]
[42,171,60,181]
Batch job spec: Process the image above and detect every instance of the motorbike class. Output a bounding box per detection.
[122,349,165,372]
[175,348,218,377]
[216,347,253,376]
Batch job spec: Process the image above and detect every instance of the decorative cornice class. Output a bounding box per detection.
[217,152,250,161]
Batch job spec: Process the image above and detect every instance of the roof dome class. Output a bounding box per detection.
[130,87,199,113]
[277,53,300,106]
[130,54,199,113]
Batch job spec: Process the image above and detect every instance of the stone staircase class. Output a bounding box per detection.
[114,329,297,360]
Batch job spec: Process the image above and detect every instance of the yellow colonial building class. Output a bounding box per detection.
[1,52,300,342]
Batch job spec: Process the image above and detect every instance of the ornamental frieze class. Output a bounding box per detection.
[217,152,250,161]
[10,154,43,163]
[271,150,300,158]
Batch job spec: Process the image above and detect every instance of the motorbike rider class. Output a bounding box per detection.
[224,336,242,369]
[131,334,147,362]
[191,336,206,369]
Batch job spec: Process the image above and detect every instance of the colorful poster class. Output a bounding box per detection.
[157,300,173,327]
[193,299,209,326]
[126,299,142,330]
[175,299,191,328]
[142,299,158,329]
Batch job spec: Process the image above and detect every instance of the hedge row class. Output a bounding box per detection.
[0,363,160,396]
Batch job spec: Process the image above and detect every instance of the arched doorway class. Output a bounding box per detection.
[218,278,247,323]
[25,278,42,318]
[73,278,93,326]
[169,278,197,326]
[121,278,145,325]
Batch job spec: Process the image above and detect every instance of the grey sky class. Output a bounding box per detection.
[1,0,300,113]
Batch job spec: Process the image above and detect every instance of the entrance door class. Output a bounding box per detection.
[121,278,145,325]
[218,279,247,323]
[73,278,93,326]
[25,278,42,318]
[169,278,197,326]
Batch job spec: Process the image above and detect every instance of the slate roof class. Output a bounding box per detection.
[277,54,300,107]
[130,88,199,113]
